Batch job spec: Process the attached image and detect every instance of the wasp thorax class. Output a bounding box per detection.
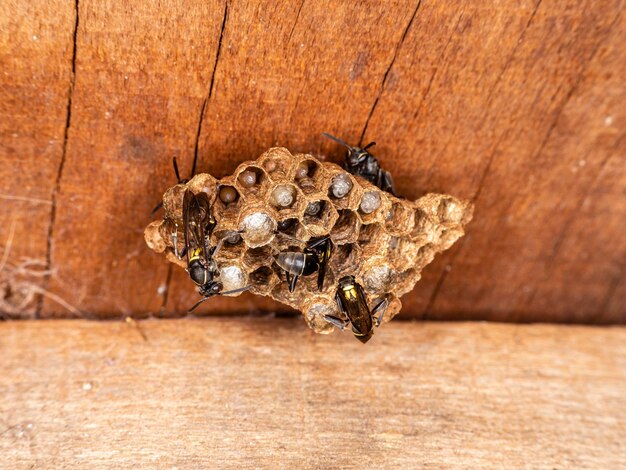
[360,191,381,214]
[270,185,296,208]
[330,174,353,198]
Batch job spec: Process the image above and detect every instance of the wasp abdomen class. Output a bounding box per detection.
[276,252,318,276]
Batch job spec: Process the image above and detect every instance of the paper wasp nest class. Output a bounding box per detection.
[145,148,473,334]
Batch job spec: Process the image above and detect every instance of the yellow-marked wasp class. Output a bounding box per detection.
[325,275,388,343]
[322,133,397,196]
[181,189,250,312]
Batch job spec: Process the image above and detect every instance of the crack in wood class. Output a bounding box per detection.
[159,1,229,314]
[37,0,80,318]
[287,0,305,44]
[359,0,422,146]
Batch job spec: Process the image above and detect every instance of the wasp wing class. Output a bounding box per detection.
[183,189,207,266]
[316,238,332,291]
[336,283,372,336]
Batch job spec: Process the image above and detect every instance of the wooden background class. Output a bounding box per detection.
[1,0,624,322]
[2,318,625,468]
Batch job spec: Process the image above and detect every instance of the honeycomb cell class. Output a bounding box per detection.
[249,266,280,296]
[301,295,337,334]
[438,197,465,224]
[385,202,415,236]
[213,183,241,217]
[358,189,391,225]
[219,264,249,295]
[269,184,297,209]
[330,209,361,245]
[259,147,293,182]
[360,256,395,295]
[358,223,391,258]
[326,165,363,210]
[294,157,326,196]
[238,210,277,248]
[275,217,309,246]
[329,243,363,276]
[186,174,219,202]
[302,199,339,237]
[161,183,187,221]
[242,245,275,272]
[234,165,269,198]
[213,237,245,263]
[410,208,439,245]
[144,220,167,253]
[387,236,420,272]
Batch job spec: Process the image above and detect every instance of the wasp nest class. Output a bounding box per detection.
[145,147,473,334]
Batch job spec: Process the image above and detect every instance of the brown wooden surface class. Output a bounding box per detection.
[1,318,625,468]
[0,1,624,322]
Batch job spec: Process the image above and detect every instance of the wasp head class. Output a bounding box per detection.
[199,281,222,297]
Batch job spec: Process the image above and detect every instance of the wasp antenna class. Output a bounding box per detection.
[322,132,354,151]
[188,296,210,313]
[172,157,183,183]
[363,141,376,151]
[149,201,163,218]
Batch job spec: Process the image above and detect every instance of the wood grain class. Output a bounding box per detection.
[0,0,624,321]
[0,0,75,318]
[1,318,625,468]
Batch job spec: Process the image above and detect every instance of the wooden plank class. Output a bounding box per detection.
[0,0,75,318]
[39,0,229,318]
[1,319,624,468]
[0,0,624,322]
[360,0,626,322]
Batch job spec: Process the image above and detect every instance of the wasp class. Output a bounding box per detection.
[275,236,332,293]
[322,133,397,196]
[182,189,249,312]
[324,276,388,344]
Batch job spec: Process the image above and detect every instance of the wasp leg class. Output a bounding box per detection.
[171,231,181,259]
[372,298,389,327]
[381,170,397,197]
[290,273,300,292]
[285,271,299,293]
[323,314,350,330]
[307,235,330,250]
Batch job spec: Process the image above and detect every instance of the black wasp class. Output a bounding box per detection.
[324,276,388,344]
[322,133,397,196]
[182,189,249,312]
[275,236,332,293]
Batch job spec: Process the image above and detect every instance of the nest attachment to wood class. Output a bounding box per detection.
[145,147,473,334]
